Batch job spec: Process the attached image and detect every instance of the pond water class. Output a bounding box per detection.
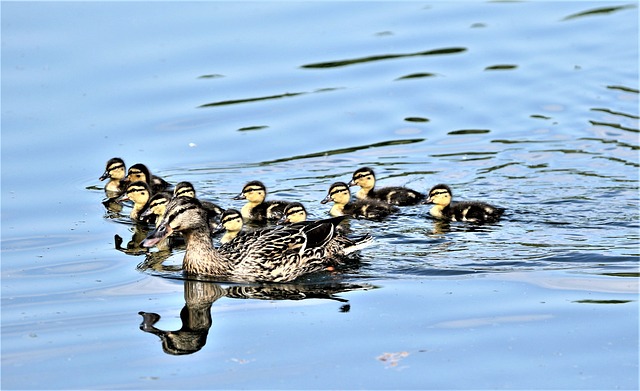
[2,1,638,389]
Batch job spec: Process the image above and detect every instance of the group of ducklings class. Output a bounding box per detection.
[100,158,505,283]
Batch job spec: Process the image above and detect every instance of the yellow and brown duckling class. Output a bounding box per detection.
[233,180,292,223]
[278,202,308,224]
[126,163,171,193]
[141,197,372,282]
[140,192,172,226]
[216,209,246,244]
[349,166,425,206]
[321,182,399,220]
[99,157,127,197]
[174,181,224,223]
[423,184,505,223]
[117,181,152,221]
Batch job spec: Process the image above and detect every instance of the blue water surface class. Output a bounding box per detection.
[2,1,638,389]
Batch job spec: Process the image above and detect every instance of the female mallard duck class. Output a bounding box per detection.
[321,182,399,220]
[99,157,127,196]
[141,197,372,282]
[423,184,505,223]
[117,181,152,220]
[232,180,292,222]
[126,163,171,193]
[348,166,425,206]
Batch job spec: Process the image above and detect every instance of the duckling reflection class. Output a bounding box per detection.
[138,279,376,355]
[114,225,150,256]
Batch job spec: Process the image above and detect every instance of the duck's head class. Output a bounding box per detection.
[425,184,452,206]
[348,167,376,190]
[126,163,151,185]
[174,181,197,198]
[217,209,244,234]
[321,182,351,206]
[140,192,171,222]
[233,180,267,203]
[279,202,307,224]
[99,157,126,181]
[142,197,207,247]
[118,181,151,205]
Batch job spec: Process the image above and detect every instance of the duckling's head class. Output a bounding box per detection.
[141,192,171,222]
[233,181,267,204]
[280,202,307,224]
[348,167,376,190]
[142,197,207,247]
[426,184,452,207]
[100,157,126,181]
[321,182,352,206]
[174,181,197,198]
[127,163,151,185]
[119,181,152,206]
[218,209,244,233]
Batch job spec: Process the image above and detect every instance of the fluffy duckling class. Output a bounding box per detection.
[99,157,127,196]
[349,166,425,206]
[141,197,371,282]
[216,209,245,244]
[278,202,308,224]
[321,182,398,220]
[126,163,171,193]
[233,180,292,222]
[140,192,172,226]
[117,181,152,220]
[424,184,505,223]
[173,181,224,223]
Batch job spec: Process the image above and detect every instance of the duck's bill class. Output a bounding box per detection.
[141,224,172,247]
[99,172,109,181]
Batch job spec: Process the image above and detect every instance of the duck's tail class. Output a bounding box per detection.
[340,233,374,255]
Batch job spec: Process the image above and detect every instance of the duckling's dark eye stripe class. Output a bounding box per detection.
[108,163,124,172]
[127,186,147,194]
[286,208,304,215]
[243,186,263,193]
[222,216,242,224]
[430,190,449,197]
[353,173,371,180]
[330,188,348,196]
[175,188,192,196]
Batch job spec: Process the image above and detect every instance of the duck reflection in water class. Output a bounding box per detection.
[139,279,375,355]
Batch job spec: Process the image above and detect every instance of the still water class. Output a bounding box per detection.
[2,1,638,389]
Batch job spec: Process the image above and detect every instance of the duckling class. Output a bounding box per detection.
[117,181,152,220]
[232,180,292,222]
[216,209,245,244]
[126,163,171,193]
[321,182,398,220]
[141,197,372,282]
[140,192,172,226]
[349,166,425,206]
[278,202,308,224]
[423,184,505,223]
[173,181,224,223]
[99,157,127,196]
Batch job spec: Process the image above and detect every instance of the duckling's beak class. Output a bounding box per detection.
[116,193,130,203]
[422,196,434,205]
[277,215,290,225]
[320,194,332,204]
[99,172,109,181]
[347,179,357,187]
[232,192,246,200]
[141,223,172,248]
